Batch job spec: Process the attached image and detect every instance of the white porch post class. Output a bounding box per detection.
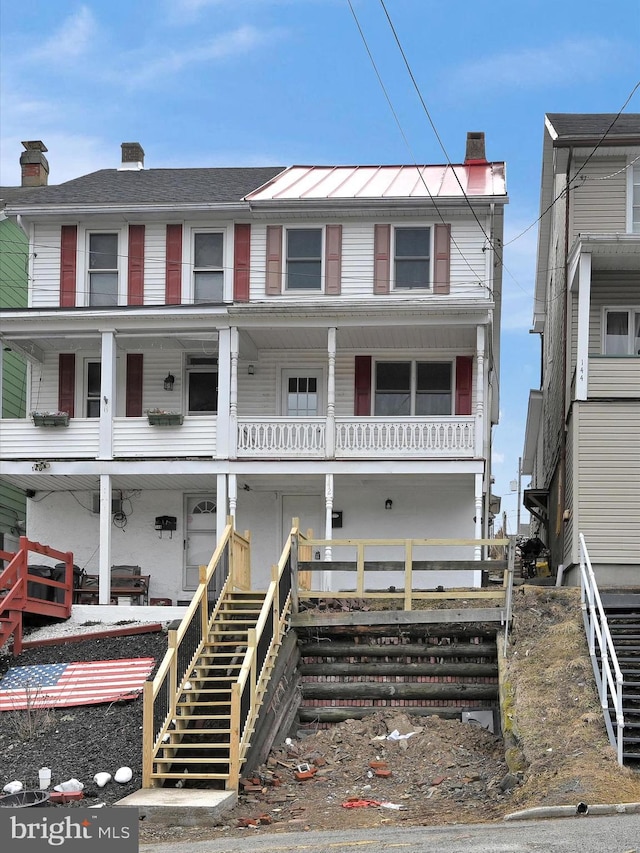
[326,328,336,459]
[98,473,112,604]
[0,345,4,417]
[575,252,592,401]
[475,326,485,459]
[474,473,483,561]
[216,473,228,542]
[219,327,233,459]
[324,473,334,590]
[228,474,237,523]
[98,329,116,460]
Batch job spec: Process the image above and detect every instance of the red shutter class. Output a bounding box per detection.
[325,224,342,295]
[60,225,77,307]
[165,224,182,304]
[373,224,390,294]
[354,356,372,416]
[128,224,145,305]
[233,223,251,302]
[455,356,473,415]
[126,354,144,417]
[265,225,282,295]
[433,223,451,294]
[58,354,75,417]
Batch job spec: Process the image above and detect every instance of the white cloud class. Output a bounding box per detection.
[29,6,97,63]
[448,37,626,92]
[115,25,280,88]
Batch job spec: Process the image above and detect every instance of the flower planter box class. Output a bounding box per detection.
[147,413,184,426]
[32,414,70,427]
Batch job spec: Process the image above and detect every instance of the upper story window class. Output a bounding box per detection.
[89,233,118,305]
[186,355,218,414]
[394,227,431,289]
[374,360,452,416]
[633,164,640,234]
[286,228,322,290]
[604,309,640,356]
[193,232,224,303]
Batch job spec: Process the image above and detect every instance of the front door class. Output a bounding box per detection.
[184,495,217,590]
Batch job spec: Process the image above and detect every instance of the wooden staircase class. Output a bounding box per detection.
[0,538,74,654]
[149,591,270,788]
[601,591,640,768]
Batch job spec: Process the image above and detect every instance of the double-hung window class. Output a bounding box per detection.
[193,232,224,303]
[186,355,218,414]
[394,227,431,289]
[286,228,322,290]
[89,233,118,305]
[632,164,640,234]
[374,361,452,416]
[604,309,640,355]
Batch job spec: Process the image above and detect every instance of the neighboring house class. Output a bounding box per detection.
[523,113,640,585]
[0,142,49,552]
[0,136,507,604]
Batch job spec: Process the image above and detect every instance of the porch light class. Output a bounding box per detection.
[163,373,175,391]
[385,498,393,511]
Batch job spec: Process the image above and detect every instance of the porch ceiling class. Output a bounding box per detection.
[243,325,477,351]
[0,473,221,493]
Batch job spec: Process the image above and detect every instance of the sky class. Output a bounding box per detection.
[1,0,639,534]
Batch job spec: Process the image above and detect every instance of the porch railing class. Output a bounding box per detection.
[336,417,475,456]
[237,417,325,457]
[579,532,625,765]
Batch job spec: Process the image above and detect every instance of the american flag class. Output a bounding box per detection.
[0,658,155,711]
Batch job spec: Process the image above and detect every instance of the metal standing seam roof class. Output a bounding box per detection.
[244,163,507,201]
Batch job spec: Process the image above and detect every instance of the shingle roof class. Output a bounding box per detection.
[0,185,44,205]
[4,167,286,208]
[546,113,640,142]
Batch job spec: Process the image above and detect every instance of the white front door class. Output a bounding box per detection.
[184,495,217,590]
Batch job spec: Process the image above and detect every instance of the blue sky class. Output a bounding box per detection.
[1,0,639,532]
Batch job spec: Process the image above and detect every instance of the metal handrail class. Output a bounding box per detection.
[579,532,625,764]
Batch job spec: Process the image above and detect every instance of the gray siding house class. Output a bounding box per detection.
[523,113,640,585]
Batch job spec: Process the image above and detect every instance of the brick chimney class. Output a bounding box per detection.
[20,141,49,187]
[464,132,488,164]
[119,142,145,170]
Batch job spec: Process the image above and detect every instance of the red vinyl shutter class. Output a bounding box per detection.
[455,356,473,415]
[354,356,372,416]
[60,225,77,307]
[233,223,251,302]
[324,224,342,295]
[433,223,451,294]
[58,354,75,417]
[373,224,390,294]
[265,225,282,295]
[126,354,144,417]
[127,224,145,305]
[165,224,182,304]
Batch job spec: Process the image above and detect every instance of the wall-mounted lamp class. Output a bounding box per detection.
[163,373,175,391]
[247,364,255,375]
[385,498,393,511]
[33,460,50,472]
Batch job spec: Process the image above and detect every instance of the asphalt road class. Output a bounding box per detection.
[139,814,640,852]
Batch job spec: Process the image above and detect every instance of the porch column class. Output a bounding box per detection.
[98,329,116,460]
[0,346,4,417]
[326,328,336,459]
[228,474,237,523]
[216,473,227,543]
[475,326,485,458]
[98,473,112,604]
[575,252,592,401]
[219,327,233,459]
[474,473,483,561]
[324,474,334,591]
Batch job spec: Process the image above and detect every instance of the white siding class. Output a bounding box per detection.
[576,401,640,564]
[31,224,62,308]
[588,358,640,397]
[571,158,627,238]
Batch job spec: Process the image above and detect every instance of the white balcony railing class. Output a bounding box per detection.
[336,417,476,457]
[237,418,326,457]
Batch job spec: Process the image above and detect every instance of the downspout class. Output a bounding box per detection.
[559,147,573,557]
[16,214,29,237]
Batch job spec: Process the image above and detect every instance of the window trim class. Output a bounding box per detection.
[627,155,640,234]
[183,224,229,304]
[392,225,433,291]
[81,227,127,307]
[284,225,324,292]
[373,358,454,416]
[602,306,640,356]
